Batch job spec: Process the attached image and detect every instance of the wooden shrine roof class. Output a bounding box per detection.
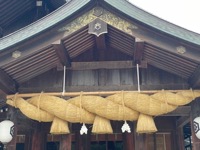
[104,0,200,46]
[0,0,66,31]
[0,0,200,96]
[1,0,200,51]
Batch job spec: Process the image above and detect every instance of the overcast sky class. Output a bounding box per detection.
[129,0,200,34]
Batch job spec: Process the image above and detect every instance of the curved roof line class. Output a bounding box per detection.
[0,0,91,51]
[0,0,200,51]
[104,0,200,46]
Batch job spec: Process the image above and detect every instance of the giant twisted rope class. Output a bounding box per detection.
[6,90,200,134]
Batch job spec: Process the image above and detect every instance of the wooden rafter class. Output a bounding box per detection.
[95,34,107,51]
[131,25,200,63]
[94,34,107,61]
[0,69,16,93]
[52,40,71,67]
[134,39,144,64]
[189,65,200,88]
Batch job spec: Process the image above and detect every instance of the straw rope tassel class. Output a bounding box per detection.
[121,91,125,121]
[79,92,83,123]
[37,92,43,122]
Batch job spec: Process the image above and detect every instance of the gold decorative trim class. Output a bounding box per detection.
[58,7,138,37]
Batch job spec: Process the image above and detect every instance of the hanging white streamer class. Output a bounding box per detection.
[80,123,88,135]
[62,66,66,96]
[121,121,131,133]
[137,64,140,92]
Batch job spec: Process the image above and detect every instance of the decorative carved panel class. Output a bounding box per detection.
[58,7,138,37]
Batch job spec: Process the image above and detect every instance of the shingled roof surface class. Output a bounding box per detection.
[105,0,200,46]
[0,0,200,51]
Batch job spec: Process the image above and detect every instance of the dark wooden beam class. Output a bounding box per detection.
[134,39,144,64]
[94,34,107,61]
[31,123,47,150]
[69,60,147,70]
[0,69,16,93]
[52,40,71,68]
[176,116,190,128]
[162,106,191,116]
[189,65,200,88]
[0,90,6,109]
[95,34,107,51]
[0,28,66,68]
[19,84,189,93]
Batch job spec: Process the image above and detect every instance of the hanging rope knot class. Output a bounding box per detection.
[79,91,83,123]
[190,88,195,100]
[162,89,169,113]
[121,91,125,121]
[37,91,43,122]
[13,93,18,108]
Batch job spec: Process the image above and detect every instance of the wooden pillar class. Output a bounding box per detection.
[59,134,71,150]
[134,133,146,150]
[74,124,91,150]
[6,107,17,150]
[75,132,91,150]
[176,116,190,150]
[75,131,82,150]
[134,122,147,150]
[24,132,32,150]
[31,123,47,150]
[190,98,200,150]
[123,132,135,150]
[176,127,184,150]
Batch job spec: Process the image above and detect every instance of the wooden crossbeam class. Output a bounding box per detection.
[68,60,147,70]
[0,69,16,93]
[7,89,200,99]
[162,106,191,117]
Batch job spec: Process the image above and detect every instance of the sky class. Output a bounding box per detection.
[129,0,200,34]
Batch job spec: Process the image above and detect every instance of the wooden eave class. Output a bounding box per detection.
[103,0,200,46]
[0,0,200,91]
[0,0,67,30]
